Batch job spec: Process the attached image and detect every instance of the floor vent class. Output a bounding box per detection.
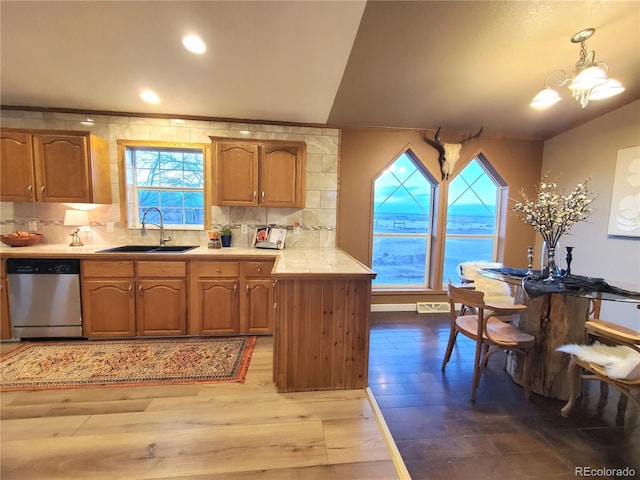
[416,302,450,314]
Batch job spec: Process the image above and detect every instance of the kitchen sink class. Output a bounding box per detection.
[96,245,198,253]
[150,245,198,253]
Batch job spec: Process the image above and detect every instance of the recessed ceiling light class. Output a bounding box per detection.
[140,89,160,104]
[182,34,206,54]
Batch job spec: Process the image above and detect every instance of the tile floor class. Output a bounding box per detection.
[369,311,639,480]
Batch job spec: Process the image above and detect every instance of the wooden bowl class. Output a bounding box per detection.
[1,233,43,247]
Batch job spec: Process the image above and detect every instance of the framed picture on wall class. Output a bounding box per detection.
[607,145,640,237]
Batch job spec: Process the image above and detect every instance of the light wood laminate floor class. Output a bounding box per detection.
[0,337,402,480]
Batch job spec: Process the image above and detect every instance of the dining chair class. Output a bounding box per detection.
[559,314,640,421]
[457,261,515,305]
[442,283,534,401]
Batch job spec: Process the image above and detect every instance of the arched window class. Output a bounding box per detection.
[372,151,436,288]
[443,155,506,284]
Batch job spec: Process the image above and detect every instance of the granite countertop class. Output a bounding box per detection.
[0,244,376,278]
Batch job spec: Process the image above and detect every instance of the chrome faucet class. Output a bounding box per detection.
[141,207,172,246]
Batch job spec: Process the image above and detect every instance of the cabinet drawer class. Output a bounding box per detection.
[82,260,134,278]
[244,261,273,277]
[197,261,240,277]
[137,261,186,278]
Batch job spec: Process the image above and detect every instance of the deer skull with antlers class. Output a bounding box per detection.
[423,126,483,180]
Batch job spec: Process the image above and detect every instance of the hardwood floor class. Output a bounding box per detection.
[0,337,401,480]
[369,312,640,480]
[3,312,638,480]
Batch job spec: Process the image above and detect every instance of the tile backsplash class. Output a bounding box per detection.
[0,111,339,249]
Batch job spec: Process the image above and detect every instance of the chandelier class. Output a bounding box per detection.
[530,28,624,109]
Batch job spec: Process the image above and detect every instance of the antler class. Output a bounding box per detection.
[423,126,444,155]
[460,126,483,146]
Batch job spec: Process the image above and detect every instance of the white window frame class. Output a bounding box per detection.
[371,150,437,290]
[117,140,211,230]
[443,155,507,286]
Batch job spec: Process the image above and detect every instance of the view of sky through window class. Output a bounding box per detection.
[126,147,205,226]
[372,152,433,287]
[371,154,502,289]
[443,158,499,284]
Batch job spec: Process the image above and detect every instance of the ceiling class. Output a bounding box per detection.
[1,1,638,140]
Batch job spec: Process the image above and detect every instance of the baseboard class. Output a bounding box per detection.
[371,303,416,312]
[371,302,450,313]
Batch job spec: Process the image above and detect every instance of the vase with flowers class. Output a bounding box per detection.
[513,174,594,281]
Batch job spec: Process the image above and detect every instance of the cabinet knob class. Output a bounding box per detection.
[216,268,221,273]
[27,185,33,191]
[257,268,262,273]
[253,191,257,201]
[262,191,265,201]
[138,284,143,295]
[40,185,45,192]
[234,283,238,294]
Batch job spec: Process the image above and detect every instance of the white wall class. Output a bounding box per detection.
[542,100,640,328]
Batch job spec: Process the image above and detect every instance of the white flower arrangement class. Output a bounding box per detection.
[513,175,595,247]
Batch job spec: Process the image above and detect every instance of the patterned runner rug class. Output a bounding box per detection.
[0,336,257,391]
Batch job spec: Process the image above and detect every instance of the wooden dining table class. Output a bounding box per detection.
[479,268,640,400]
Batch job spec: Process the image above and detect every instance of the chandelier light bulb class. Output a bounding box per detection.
[530,88,562,109]
[569,65,608,91]
[588,78,625,100]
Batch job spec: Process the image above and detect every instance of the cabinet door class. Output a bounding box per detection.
[137,279,187,336]
[245,279,274,334]
[260,144,305,207]
[33,133,91,202]
[82,280,136,337]
[0,131,36,202]
[215,142,258,206]
[197,279,239,335]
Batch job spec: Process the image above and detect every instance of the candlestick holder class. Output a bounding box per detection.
[526,246,534,275]
[565,246,574,276]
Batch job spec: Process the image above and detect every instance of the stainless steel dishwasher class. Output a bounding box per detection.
[7,258,83,338]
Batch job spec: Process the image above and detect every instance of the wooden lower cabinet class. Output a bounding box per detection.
[82,279,136,337]
[272,277,373,393]
[82,258,273,338]
[197,279,239,335]
[82,260,187,337]
[137,278,187,336]
[189,259,273,335]
[245,279,273,334]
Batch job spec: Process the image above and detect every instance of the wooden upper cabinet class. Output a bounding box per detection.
[0,128,111,204]
[212,137,305,208]
[214,142,259,206]
[1,131,36,201]
[260,143,305,207]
